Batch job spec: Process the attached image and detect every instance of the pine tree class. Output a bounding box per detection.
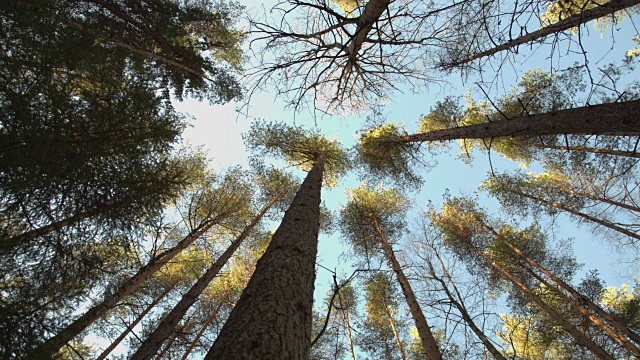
[204,122,349,359]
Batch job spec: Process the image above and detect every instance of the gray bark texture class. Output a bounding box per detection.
[395,100,640,143]
[443,0,640,68]
[130,197,278,360]
[27,216,224,359]
[373,217,442,360]
[95,286,173,360]
[204,157,324,359]
[2,212,88,255]
[467,241,614,360]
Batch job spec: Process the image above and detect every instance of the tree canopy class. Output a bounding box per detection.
[3,0,640,359]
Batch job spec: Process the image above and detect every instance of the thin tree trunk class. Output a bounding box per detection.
[156,328,178,359]
[427,257,507,360]
[28,213,228,359]
[388,100,640,144]
[382,297,407,360]
[528,268,640,357]
[180,300,226,360]
[96,286,173,360]
[372,216,443,360]
[384,339,393,360]
[340,301,357,360]
[531,143,640,159]
[205,154,325,359]
[1,212,89,254]
[480,220,640,348]
[157,312,197,359]
[554,185,640,214]
[514,190,640,241]
[464,240,614,360]
[131,197,279,360]
[442,0,640,68]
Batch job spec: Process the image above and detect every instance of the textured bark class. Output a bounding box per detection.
[482,221,640,349]
[428,258,507,360]
[373,216,443,360]
[131,197,278,360]
[393,100,640,144]
[180,301,225,360]
[28,215,226,359]
[340,301,357,360]
[347,0,391,66]
[443,0,640,68]
[1,212,89,254]
[514,190,640,242]
[382,297,407,360]
[204,155,324,360]
[96,286,173,360]
[531,143,640,159]
[465,240,614,360]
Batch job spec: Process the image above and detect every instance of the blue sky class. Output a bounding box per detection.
[86,3,640,358]
[167,5,640,357]
[174,14,640,287]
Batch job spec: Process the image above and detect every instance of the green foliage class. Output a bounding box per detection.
[359,272,408,359]
[0,0,245,104]
[540,0,639,35]
[340,183,409,258]
[244,121,350,187]
[357,123,424,188]
[418,69,584,166]
[498,280,640,359]
[53,341,95,360]
[418,97,464,133]
[600,282,640,331]
[482,171,587,218]
[330,0,361,15]
[253,166,300,212]
[431,196,579,309]
[364,272,400,322]
[336,280,359,313]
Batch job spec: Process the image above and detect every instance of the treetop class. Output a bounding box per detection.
[244,121,350,187]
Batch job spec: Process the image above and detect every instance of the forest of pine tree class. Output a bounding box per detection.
[1,0,639,359]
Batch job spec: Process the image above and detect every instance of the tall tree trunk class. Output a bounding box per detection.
[553,185,640,214]
[28,214,228,359]
[480,220,640,348]
[513,189,640,241]
[156,332,178,359]
[96,285,173,360]
[528,268,640,357]
[180,300,226,360]
[427,257,507,360]
[339,296,357,360]
[347,0,391,65]
[131,197,279,360]
[372,216,443,360]
[442,0,640,68]
[388,100,640,144]
[1,212,89,254]
[531,143,640,159]
[156,312,197,359]
[204,154,325,359]
[384,338,393,360]
[382,297,408,360]
[464,239,614,360]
